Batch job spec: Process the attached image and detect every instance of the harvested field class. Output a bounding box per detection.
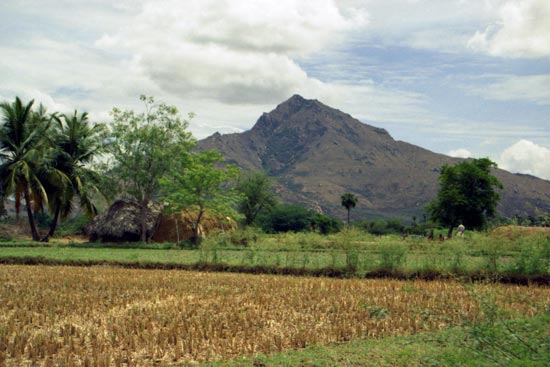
[0,265,549,366]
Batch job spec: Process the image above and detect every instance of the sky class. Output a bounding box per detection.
[1,0,549,179]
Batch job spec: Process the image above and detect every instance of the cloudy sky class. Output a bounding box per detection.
[1,0,549,179]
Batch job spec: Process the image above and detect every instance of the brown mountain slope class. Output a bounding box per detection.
[198,95,550,220]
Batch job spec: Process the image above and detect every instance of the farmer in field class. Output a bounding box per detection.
[457,224,465,237]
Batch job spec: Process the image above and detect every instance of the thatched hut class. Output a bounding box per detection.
[86,199,163,242]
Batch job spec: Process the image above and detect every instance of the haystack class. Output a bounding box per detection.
[491,225,550,240]
[152,211,237,243]
[86,199,163,242]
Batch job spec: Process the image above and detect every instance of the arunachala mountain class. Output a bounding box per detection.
[198,95,550,221]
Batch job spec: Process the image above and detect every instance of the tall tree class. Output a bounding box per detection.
[427,158,503,238]
[0,97,52,240]
[40,110,108,241]
[236,170,277,226]
[341,193,357,225]
[108,96,194,242]
[161,150,241,244]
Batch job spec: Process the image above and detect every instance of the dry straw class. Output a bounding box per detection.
[0,265,548,366]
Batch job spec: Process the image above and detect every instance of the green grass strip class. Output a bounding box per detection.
[1,253,548,285]
[201,314,550,367]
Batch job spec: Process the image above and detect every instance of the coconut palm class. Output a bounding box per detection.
[0,97,51,240]
[341,193,358,225]
[41,110,107,241]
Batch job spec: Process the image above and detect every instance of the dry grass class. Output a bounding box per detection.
[491,225,550,240]
[0,265,549,366]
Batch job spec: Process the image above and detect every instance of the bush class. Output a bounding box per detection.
[378,243,407,270]
[257,205,341,234]
[509,237,550,275]
[0,226,13,241]
[311,213,342,235]
[55,215,90,237]
[257,205,312,233]
[357,219,405,236]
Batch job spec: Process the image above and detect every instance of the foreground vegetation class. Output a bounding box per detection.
[1,265,548,366]
[205,314,550,367]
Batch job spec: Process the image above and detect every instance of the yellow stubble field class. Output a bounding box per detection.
[1,265,549,366]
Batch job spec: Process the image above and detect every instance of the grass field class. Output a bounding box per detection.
[1,227,549,282]
[1,265,549,366]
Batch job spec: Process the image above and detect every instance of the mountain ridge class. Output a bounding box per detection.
[198,95,550,220]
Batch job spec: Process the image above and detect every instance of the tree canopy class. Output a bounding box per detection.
[161,150,241,243]
[427,158,503,237]
[236,170,277,226]
[341,193,358,225]
[107,95,195,242]
[0,97,53,240]
[40,111,108,241]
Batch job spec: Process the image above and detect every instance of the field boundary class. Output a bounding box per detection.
[1,255,548,285]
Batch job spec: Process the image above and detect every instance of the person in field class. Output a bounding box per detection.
[457,224,465,237]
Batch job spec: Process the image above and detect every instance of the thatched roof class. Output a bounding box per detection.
[86,199,163,242]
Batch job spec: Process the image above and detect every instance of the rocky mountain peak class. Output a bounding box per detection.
[197,96,550,220]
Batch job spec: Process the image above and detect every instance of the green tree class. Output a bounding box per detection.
[236,170,277,226]
[257,204,313,233]
[427,158,503,238]
[0,97,53,240]
[311,212,342,235]
[108,95,194,242]
[161,150,241,244]
[341,193,358,225]
[40,111,108,241]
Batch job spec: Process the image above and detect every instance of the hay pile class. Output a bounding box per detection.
[491,225,550,240]
[152,211,237,243]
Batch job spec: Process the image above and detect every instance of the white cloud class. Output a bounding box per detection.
[464,74,550,105]
[498,139,550,179]
[1,0,549,164]
[99,0,367,105]
[338,0,502,52]
[448,148,472,158]
[468,0,550,57]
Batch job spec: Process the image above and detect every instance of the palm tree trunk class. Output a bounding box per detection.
[22,181,40,241]
[15,192,21,225]
[42,205,61,242]
[347,208,350,225]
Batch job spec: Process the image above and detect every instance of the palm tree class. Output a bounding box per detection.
[0,97,51,240]
[40,110,107,241]
[341,193,358,225]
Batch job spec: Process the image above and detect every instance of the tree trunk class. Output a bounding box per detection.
[15,192,21,225]
[192,209,204,245]
[139,200,148,243]
[447,225,453,239]
[22,181,40,241]
[41,205,61,242]
[347,208,351,225]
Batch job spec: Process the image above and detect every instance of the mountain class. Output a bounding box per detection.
[198,95,550,221]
